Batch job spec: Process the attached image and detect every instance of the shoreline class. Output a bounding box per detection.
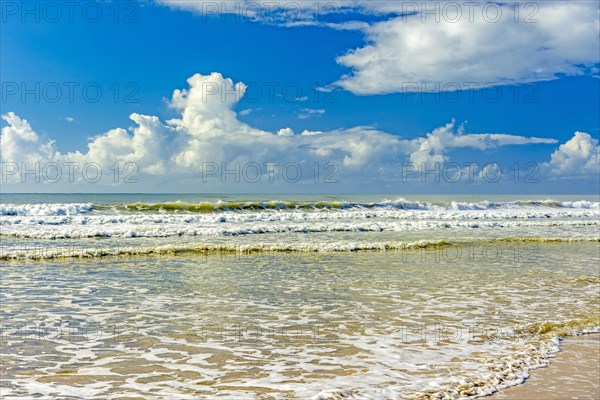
[491,333,600,399]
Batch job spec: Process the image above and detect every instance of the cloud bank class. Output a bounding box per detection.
[1,72,596,190]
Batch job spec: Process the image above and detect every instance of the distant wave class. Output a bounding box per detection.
[2,237,598,260]
[1,199,598,216]
[0,203,94,216]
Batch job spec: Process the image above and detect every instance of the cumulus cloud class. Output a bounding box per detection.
[277,127,294,136]
[335,2,600,94]
[0,72,592,188]
[541,132,600,177]
[0,112,56,164]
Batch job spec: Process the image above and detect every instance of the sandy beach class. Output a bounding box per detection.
[493,333,600,399]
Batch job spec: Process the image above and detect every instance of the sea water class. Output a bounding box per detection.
[1,194,599,399]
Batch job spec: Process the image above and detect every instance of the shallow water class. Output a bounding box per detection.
[1,195,599,399]
[1,243,599,399]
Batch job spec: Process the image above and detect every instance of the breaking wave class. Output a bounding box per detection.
[2,237,598,260]
[1,199,598,216]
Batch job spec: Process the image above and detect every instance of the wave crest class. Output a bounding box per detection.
[2,199,598,216]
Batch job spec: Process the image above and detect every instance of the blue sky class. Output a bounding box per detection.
[1,1,599,193]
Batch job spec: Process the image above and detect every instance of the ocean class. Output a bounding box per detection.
[1,194,599,399]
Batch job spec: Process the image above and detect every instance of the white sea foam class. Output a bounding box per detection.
[0,203,94,216]
[1,199,598,241]
[1,237,598,260]
[1,218,598,239]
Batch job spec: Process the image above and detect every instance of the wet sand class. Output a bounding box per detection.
[492,333,600,399]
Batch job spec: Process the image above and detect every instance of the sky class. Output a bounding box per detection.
[1,0,599,194]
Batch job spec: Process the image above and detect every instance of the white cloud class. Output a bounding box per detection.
[239,109,253,116]
[277,127,294,136]
[65,117,75,123]
[335,2,600,94]
[0,72,585,188]
[406,121,558,166]
[0,112,56,164]
[298,108,325,119]
[541,132,600,177]
[155,0,413,20]
[300,130,322,136]
[155,0,358,21]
